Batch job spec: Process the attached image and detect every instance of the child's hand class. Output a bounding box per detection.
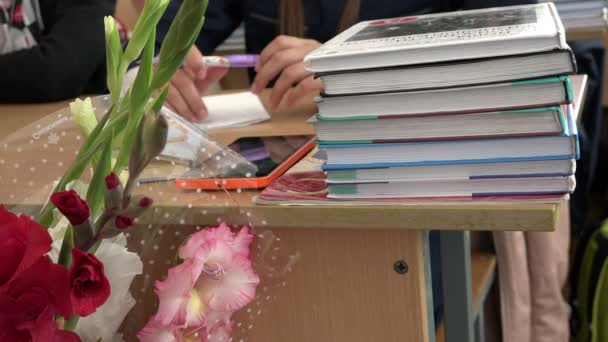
[166,46,228,122]
[251,35,323,109]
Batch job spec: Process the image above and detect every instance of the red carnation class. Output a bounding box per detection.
[115,215,135,229]
[0,258,73,341]
[69,249,110,317]
[0,206,52,292]
[105,173,121,190]
[50,190,90,225]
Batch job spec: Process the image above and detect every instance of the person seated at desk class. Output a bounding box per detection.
[151,0,535,123]
[0,0,115,103]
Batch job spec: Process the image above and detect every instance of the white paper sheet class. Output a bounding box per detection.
[195,91,270,130]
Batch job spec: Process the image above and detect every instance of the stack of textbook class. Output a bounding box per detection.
[302,3,579,200]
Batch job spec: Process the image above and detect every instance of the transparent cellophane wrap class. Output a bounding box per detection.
[0,96,300,341]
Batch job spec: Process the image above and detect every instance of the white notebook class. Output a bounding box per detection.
[196,91,270,130]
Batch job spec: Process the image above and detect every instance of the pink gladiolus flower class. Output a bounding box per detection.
[140,225,259,340]
[137,318,179,342]
[179,224,253,260]
[196,255,259,312]
[154,259,206,327]
[203,311,233,342]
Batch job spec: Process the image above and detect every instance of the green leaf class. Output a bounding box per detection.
[151,0,208,90]
[112,112,144,174]
[122,0,170,66]
[85,130,114,218]
[152,86,170,113]
[130,28,156,117]
[104,16,123,103]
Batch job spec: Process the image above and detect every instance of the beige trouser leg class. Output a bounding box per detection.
[493,203,570,342]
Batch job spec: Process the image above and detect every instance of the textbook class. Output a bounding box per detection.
[316,77,572,119]
[304,3,567,73]
[320,103,579,169]
[254,150,570,205]
[311,106,566,143]
[318,50,576,96]
[327,176,576,199]
[326,159,576,183]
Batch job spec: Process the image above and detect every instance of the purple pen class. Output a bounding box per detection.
[152,54,259,68]
[203,54,259,68]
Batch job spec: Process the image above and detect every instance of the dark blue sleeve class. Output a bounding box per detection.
[156,0,243,55]
[462,0,536,9]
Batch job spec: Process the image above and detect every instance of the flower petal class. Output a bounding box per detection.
[75,237,143,342]
[197,256,260,312]
[69,249,111,317]
[137,319,179,342]
[6,258,72,318]
[203,311,233,342]
[53,329,82,342]
[154,259,202,326]
[232,226,254,258]
[184,289,206,327]
[179,224,233,261]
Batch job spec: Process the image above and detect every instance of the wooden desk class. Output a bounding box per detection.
[0,89,572,342]
[567,27,607,41]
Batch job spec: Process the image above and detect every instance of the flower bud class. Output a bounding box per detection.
[129,111,168,181]
[105,172,121,190]
[70,98,98,138]
[50,190,90,226]
[115,215,135,229]
[121,195,154,219]
[104,172,123,212]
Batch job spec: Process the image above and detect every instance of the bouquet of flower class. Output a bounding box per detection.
[0,1,267,340]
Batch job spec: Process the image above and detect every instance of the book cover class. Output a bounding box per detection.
[326,175,576,199]
[326,159,577,183]
[320,102,578,170]
[312,106,566,144]
[304,3,566,72]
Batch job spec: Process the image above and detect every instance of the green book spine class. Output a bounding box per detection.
[555,106,567,133]
[327,184,358,195]
[327,170,358,182]
[316,113,378,121]
[512,76,573,102]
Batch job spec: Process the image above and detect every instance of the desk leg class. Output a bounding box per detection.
[440,230,474,342]
[423,231,437,342]
[474,309,485,342]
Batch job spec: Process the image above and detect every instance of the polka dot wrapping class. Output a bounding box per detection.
[0,95,301,341]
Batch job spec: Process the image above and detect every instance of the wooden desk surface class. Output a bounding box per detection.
[567,27,607,41]
[1,89,571,231]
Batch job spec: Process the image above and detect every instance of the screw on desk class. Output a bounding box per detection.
[393,260,408,274]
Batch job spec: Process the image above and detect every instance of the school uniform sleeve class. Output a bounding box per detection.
[0,0,115,103]
[156,0,243,55]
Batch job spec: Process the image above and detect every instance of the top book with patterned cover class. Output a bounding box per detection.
[304,3,567,72]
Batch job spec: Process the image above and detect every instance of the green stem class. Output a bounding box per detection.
[64,315,80,331]
[57,225,74,268]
